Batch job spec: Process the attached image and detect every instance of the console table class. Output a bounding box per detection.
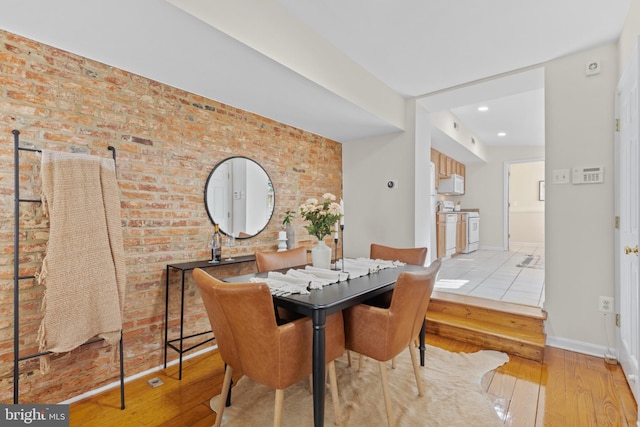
[164,255,255,379]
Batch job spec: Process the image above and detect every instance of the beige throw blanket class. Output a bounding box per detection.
[37,150,126,368]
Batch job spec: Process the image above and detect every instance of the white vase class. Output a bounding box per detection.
[311,239,331,269]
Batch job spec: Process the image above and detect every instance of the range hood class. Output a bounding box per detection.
[438,174,464,195]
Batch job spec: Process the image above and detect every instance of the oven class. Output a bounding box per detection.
[463,212,480,253]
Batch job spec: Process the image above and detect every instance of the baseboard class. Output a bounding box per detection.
[59,345,218,405]
[545,335,611,359]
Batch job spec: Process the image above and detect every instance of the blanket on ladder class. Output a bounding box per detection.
[37,150,126,370]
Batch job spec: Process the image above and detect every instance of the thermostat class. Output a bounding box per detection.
[572,166,604,184]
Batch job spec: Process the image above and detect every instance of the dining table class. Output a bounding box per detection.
[224,262,427,427]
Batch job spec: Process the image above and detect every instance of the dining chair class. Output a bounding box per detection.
[255,246,308,271]
[368,243,428,306]
[351,244,429,369]
[193,268,345,427]
[343,260,441,427]
[370,243,428,266]
[255,247,308,323]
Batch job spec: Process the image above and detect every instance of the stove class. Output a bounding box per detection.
[439,202,480,254]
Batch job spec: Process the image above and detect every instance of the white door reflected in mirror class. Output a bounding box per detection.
[204,157,275,239]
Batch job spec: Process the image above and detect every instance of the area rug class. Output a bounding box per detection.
[209,345,509,426]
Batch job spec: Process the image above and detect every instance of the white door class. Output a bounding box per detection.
[615,38,640,406]
[207,161,232,233]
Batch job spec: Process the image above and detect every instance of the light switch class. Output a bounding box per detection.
[553,169,570,184]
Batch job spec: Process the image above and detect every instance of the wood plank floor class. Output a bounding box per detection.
[69,334,637,426]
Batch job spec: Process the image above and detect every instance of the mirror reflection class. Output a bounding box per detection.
[204,156,274,239]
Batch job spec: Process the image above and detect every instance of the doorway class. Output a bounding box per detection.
[505,159,545,250]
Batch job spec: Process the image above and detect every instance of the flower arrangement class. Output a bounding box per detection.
[299,193,343,241]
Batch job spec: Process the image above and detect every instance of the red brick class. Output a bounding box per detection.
[0,28,342,405]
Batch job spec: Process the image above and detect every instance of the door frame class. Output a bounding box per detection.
[614,36,640,408]
[502,157,545,251]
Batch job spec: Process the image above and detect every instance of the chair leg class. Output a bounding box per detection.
[408,343,424,397]
[274,388,285,427]
[391,357,396,369]
[358,353,364,370]
[328,361,341,426]
[378,361,395,427]
[214,365,233,427]
[347,350,352,367]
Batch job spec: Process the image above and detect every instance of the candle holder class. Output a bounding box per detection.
[340,224,345,273]
[277,230,288,252]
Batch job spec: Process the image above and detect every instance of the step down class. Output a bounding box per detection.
[426,291,546,362]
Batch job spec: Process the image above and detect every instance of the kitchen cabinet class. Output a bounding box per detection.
[431,148,465,191]
[436,213,446,258]
[456,214,467,254]
[436,213,467,258]
[438,151,447,177]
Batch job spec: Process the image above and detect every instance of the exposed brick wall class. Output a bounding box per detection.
[0,30,342,404]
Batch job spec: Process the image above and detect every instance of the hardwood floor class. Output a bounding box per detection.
[69,335,637,426]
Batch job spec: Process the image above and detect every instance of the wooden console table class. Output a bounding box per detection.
[164,255,255,379]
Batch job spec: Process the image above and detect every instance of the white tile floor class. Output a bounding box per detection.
[435,245,545,308]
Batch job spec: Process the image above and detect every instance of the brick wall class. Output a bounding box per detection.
[0,30,342,404]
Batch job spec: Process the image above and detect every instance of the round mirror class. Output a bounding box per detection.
[204,156,275,239]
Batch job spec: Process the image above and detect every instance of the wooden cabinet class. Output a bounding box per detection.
[456,214,467,254]
[436,213,467,258]
[430,148,465,192]
[436,213,446,259]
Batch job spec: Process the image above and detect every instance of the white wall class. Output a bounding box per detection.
[344,43,617,354]
[618,0,640,73]
[544,43,618,351]
[343,7,638,356]
[342,101,418,258]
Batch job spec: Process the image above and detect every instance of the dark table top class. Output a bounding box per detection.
[224,263,426,317]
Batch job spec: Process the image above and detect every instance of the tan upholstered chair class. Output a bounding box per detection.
[370,243,428,266]
[193,268,345,427]
[343,260,441,427]
[367,243,428,309]
[255,247,308,272]
[255,247,308,323]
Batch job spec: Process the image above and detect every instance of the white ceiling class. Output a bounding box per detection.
[0,0,631,149]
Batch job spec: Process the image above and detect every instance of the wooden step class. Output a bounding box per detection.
[425,291,546,362]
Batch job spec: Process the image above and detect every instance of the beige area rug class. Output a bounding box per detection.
[210,345,509,426]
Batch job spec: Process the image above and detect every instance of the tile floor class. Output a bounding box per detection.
[435,245,545,308]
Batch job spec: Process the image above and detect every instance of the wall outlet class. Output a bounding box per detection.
[599,296,614,313]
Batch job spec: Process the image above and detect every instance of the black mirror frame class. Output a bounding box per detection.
[204,156,275,239]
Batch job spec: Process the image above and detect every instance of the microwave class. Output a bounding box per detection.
[438,174,464,195]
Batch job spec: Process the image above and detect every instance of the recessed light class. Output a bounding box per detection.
[478,106,489,112]
[498,132,506,137]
